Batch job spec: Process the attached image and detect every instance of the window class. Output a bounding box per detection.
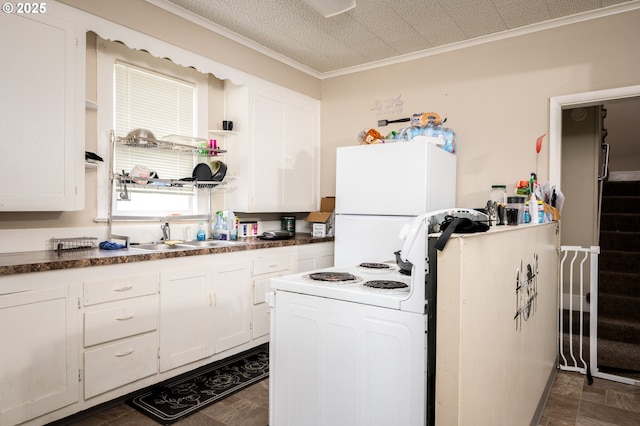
[96,38,209,218]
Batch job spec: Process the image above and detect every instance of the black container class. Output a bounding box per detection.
[281,216,295,234]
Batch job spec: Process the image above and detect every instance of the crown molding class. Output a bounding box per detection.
[147,0,640,80]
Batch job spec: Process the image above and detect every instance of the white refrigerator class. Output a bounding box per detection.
[334,140,456,265]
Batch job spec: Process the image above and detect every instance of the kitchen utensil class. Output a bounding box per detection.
[377,117,410,127]
[210,160,227,181]
[192,163,213,181]
[126,128,157,145]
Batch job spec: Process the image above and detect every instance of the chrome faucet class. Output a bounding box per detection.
[161,222,170,241]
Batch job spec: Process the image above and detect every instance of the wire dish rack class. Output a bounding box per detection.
[50,237,98,253]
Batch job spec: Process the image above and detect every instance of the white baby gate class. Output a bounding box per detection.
[559,245,639,385]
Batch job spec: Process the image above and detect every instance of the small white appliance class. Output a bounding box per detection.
[333,140,456,266]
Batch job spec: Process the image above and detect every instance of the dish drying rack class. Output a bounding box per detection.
[50,237,98,253]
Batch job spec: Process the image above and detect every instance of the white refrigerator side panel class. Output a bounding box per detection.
[334,215,413,266]
[335,141,456,215]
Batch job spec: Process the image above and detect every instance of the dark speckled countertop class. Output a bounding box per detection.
[0,234,334,277]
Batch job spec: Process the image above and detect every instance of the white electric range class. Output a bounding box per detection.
[268,213,439,426]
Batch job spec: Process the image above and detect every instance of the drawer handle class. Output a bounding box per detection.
[115,348,134,357]
[116,315,134,321]
[114,286,133,292]
[268,264,279,268]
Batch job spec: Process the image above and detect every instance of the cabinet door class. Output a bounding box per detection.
[283,101,318,211]
[159,269,213,372]
[225,83,319,213]
[294,242,335,273]
[252,90,285,211]
[0,286,79,425]
[0,5,84,211]
[213,261,252,353]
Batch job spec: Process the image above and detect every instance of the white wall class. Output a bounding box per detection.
[319,9,640,209]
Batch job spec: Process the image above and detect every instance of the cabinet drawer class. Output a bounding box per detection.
[84,332,158,399]
[253,255,290,275]
[84,273,158,306]
[84,295,158,347]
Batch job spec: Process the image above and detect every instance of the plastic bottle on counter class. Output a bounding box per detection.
[212,211,225,240]
[529,193,538,224]
[524,201,531,223]
[196,222,206,241]
[537,200,545,223]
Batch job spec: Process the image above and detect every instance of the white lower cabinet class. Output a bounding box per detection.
[159,256,252,372]
[84,333,158,399]
[212,260,253,353]
[0,243,330,425]
[251,251,292,339]
[159,268,213,372]
[0,282,79,426]
[82,272,159,399]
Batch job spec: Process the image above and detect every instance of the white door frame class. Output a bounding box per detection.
[549,84,640,189]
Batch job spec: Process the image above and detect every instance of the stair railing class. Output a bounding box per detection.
[559,245,638,386]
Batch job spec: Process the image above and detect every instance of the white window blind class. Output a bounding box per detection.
[114,61,196,181]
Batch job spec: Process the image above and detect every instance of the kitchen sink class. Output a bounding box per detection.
[130,240,244,252]
[130,243,189,252]
[180,240,244,248]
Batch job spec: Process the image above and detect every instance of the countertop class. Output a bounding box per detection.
[0,234,334,277]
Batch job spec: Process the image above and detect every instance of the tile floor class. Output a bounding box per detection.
[52,369,640,425]
[539,370,640,426]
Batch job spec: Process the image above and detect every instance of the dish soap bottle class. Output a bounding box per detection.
[196,222,206,241]
[212,211,225,240]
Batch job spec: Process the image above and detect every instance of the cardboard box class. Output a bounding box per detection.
[306,197,335,237]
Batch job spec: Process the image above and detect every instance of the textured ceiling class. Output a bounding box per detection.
[162,0,637,76]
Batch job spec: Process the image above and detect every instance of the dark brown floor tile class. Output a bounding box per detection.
[575,415,621,426]
[233,379,269,408]
[102,410,160,426]
[581,383,607,405]
[541,392,580,424]
[587,376,640,396]
[200,395,268,426]
[578,399,640,426]
[606,390,640,414]
[63,402,137,425]
[171,411,227,425]
[552,371,585,399]
[548,418,577,426]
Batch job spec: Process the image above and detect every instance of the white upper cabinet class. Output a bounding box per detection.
[225,82,320,212]
[0,3,85,211]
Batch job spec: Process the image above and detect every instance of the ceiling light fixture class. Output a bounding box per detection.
[303,0,356,17]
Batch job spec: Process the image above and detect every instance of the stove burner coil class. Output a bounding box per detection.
[363,280,409,289]
[308,272,359,282]
[358,262,392,270]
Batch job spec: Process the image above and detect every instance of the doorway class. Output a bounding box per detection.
[551,85,640,383]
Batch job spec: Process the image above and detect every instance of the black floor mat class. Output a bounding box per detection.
[128,345,269,424]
